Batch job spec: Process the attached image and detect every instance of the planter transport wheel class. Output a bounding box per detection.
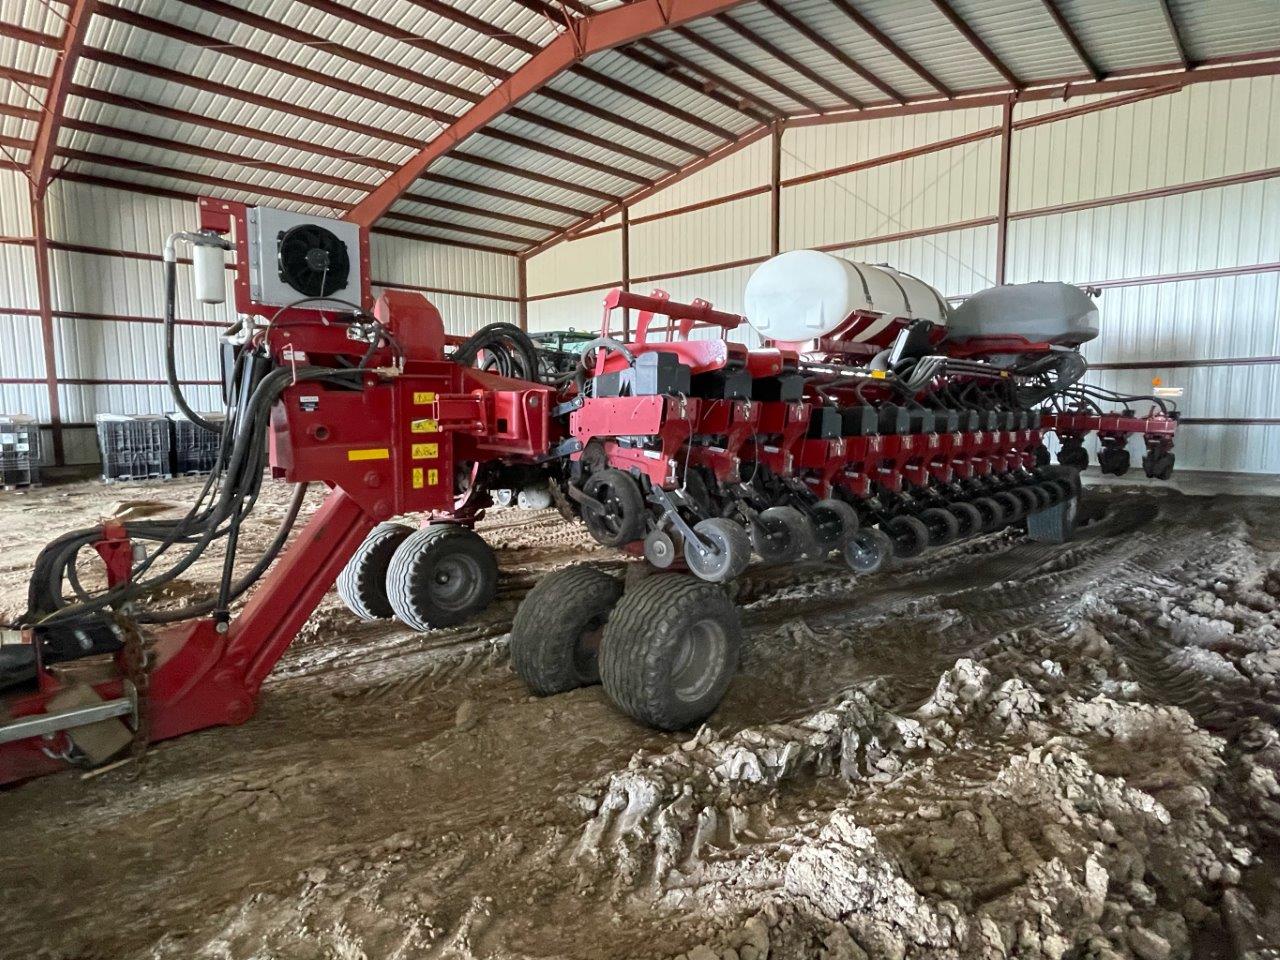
[582,468,646,547]
[842,527,894,574]
[511,565,623,695]
[885,514,929,559]
[337,522,415,620]
[600,575,743,730]
[685,518,752,583]
[811,498,860,552]
[972,496,1006,534]
[993,490,1025,524]
[947,501,982,538]
[751,505,810,564]
[387,525,498,631]
[919,507,960,547]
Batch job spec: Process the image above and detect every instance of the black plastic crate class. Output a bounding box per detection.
[168,412,224,475]
[0,415,40,489]
[96,414,173,483]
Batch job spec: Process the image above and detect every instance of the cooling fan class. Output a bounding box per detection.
[277,223,351,297]
[246,205,362,307]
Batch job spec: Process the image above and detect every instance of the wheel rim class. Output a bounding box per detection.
[689,528,732,579]
[847,532,883,571]
[670,617,728,702]
[428,553,485,612]
[586,479,628,538]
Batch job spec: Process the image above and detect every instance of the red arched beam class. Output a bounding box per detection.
[30,0,99,199]
[345,0,755,230]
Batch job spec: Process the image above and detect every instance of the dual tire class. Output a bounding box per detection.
[510,569,742,731]
[337,522,498,631]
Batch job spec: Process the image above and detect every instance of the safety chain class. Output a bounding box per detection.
[114,614,151,771]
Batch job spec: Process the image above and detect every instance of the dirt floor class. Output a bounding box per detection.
[1,476,1278,960]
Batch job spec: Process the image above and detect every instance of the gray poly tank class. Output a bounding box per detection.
[946,282,1098,347]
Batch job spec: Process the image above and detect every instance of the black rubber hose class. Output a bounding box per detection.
[164,258,222,434]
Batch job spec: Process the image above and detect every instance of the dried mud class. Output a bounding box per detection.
[0,477,1277,960]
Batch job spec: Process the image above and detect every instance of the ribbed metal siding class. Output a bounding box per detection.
[527,289,612,335]
[631,193,769,281]
[630,138,770,219]
[369,232,518,298]
[1011,76,1280,212]
[829,223,999,297]
[526,228,621,298]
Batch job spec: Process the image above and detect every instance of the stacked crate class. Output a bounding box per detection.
[169,412,225,475]
[0,415,40,489]
[96,414,173,483]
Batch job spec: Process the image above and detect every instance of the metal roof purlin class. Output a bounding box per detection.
[757,0,906,104]
[713,13,866,109]
[1037,0,1103,81]
[344,0,758,230]
[827,0,956,98]
[673,25,824,114]
[30,0,99,199]
[927,0,1022,88]
[634,37,784,119]
[1154,0,1192,68]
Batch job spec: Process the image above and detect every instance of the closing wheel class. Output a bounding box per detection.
[811,498,860,552]
[750,505,811,564]
[582,468,647,547]
[885,514,929,559]
[919,507,960,547]
[387,525,498,631]
[1099,446,1132,477]
[947,501,982,538]
[600,575,742,730]
[1026,493,1079,544]
[492,488,515,508]
[1143,448,1175,480]
[842,527,894,575]
[337,522,414,620]
[1057,440,1089,471]
[685,518,752,583]
[644,527,680,569]
[972,496,1006,534]
[511,564,623,695]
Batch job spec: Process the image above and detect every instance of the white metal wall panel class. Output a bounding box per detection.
[1011,76,1280,212]
[630,193,770,281]
[59,383,223,425]
[526,289,612,335]
[782,105,1002,181]
[0,169,32,236]
[369,286,520,338]
[782,138,1000,252]
[1005,179,1280,287]
[630,138,771,220]
[54,317,221,385]
[829,224,999,299]
[368,232,517,298]
[525,228,621,298]
[45,179,203,257]
[0,244,38,313]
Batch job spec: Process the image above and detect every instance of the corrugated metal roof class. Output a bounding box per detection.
[0,0,1275,254]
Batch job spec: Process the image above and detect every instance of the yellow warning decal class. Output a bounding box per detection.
[411,419,439,434]
[870,370,886,380]
[412,467,424,489]
[413,391,436,405]
[428,469,439,486]
[347,448,390,461]
[411,443,439,460]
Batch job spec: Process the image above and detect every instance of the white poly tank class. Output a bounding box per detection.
[744,250,948,348]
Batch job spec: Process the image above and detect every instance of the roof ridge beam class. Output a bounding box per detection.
[30,0,99,198]
[345,0,757,228]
